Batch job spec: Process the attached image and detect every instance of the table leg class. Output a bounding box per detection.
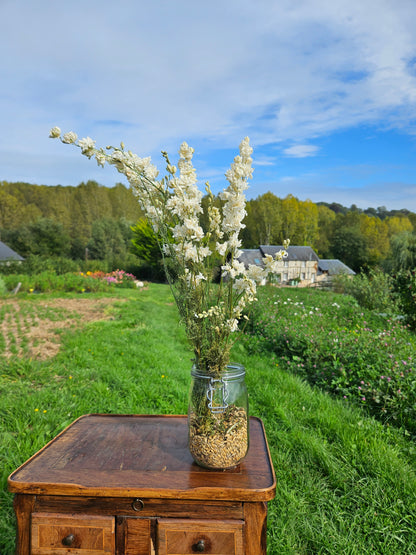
[243,502,268,554]
[13,494,35,555]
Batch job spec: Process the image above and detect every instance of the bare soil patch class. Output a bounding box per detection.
[0,297,121,360]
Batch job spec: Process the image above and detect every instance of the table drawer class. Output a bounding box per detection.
[31,512,115,554]
[157,519,244,554]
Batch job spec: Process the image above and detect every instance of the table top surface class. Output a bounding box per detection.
[8,414,276,501]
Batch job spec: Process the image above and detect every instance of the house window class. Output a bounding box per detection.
[284,261,289,267]
[283,272,288,281]
[301,273,306,280]
[311,273,316,283]
[302,261,306,267]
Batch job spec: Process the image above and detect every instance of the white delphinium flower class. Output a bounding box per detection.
[108,149,127,172]
[174,241,199,263]
[62,131,77,144]
[144,164,159,181]
[78,137,96,158]
[198,246,211,260]
[194,273,207,286]
[227,233,243,253]
[95,152,106,167]
[167,142,204,253]
[178,141,195,160]
[226,319,239,333]
[221,259,246,279]
[49,127,61,138]
[216,242,227,257]
[246,264,266,283]
[263,254,280,275]
[260,241,290,277]
[233,277,252,296]
[219,137,253,257]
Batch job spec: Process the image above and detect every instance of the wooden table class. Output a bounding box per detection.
[8,414,276,554]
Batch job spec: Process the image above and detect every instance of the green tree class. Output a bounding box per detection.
[5,219,70,257]
[296,199,319,246]
[281,194,301,242]
[390,231,416,271]
[360,214,389,266]
[0,190,20,229]
[393,269,416,329]
[2,226,34,257]
[386,216,413,238]
[331,227,369,272]
[31,219,71,257]
[130,218,165,280]
[314,205,336,256]
[87,218,130,262]
[254,192,283,245]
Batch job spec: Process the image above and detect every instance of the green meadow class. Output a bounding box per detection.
[1,283,416,554]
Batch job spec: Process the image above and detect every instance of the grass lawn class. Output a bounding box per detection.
[1,283,416,554]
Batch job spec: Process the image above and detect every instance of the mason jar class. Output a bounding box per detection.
[188,363,249,469]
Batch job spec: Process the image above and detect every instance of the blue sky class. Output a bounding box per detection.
[2,0,416,211]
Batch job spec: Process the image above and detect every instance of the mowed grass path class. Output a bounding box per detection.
[1,283,416,554]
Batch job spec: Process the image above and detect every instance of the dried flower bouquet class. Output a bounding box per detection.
[50,127,288,466]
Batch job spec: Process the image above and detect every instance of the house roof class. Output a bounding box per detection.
[260,245,319,262]
[0,241,24,262]
[238,249,264,267]
[318,259,355,275]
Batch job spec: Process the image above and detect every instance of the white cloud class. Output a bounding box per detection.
[1,0,416,208]
[283,145,320,158]
[253,155,276,166]
[3,1,416,146]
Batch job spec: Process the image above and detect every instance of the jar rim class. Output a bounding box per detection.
[191,363,245,380]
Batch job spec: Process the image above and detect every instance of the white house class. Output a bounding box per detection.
[239,245,354,286]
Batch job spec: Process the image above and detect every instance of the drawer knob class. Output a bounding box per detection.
[132,498,144,511]
[195,539,206,552]
[62,533,75,546]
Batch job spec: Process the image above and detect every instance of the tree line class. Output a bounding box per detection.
[241,193,415,272]
[0,180,144,264]
[1,181,415,274]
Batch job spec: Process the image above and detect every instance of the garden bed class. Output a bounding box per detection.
[0,297,122,359]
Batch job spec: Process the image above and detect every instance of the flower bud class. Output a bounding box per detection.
[49,126,61,139]
[62,131,77,144]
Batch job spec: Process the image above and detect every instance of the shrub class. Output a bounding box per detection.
[2,272,110,293]
[333,268,397,313]
[244,286,416,435]
[0,256,81,276]
[393,269,416,330]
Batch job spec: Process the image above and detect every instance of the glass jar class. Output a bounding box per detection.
[188,363,249,469]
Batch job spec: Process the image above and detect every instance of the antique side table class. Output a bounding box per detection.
[8,414,276,554]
